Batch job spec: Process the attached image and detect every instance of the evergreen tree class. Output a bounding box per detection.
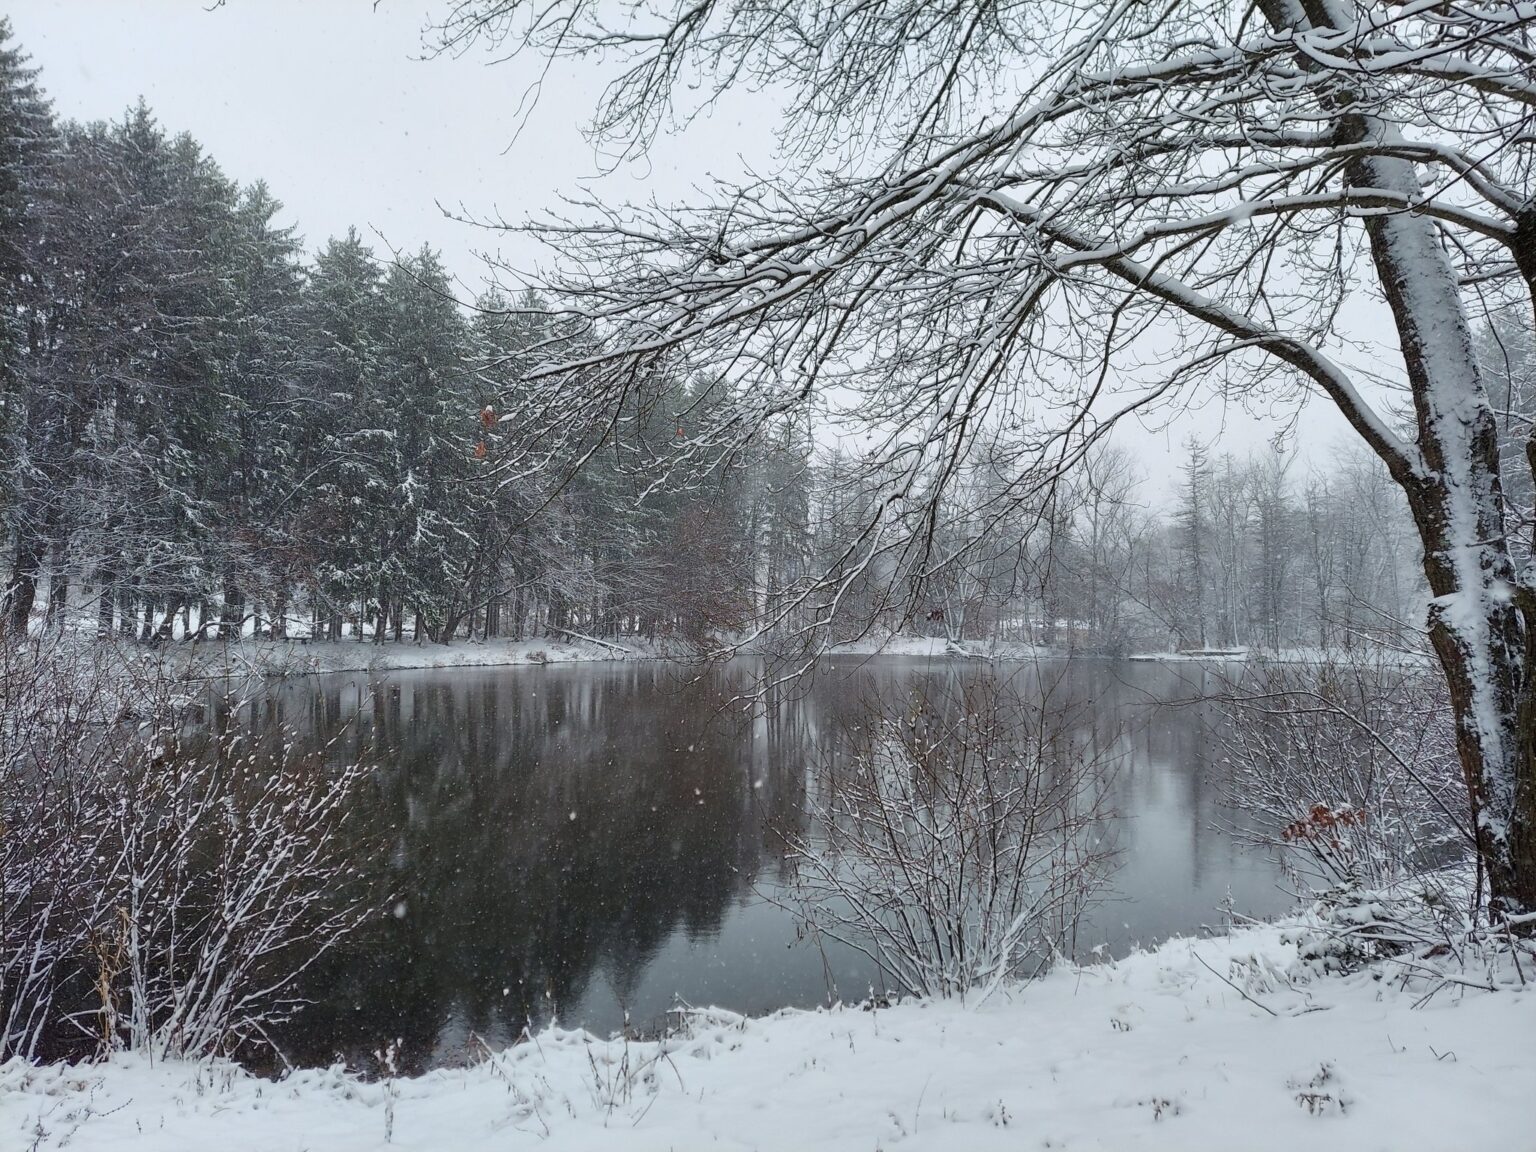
[300,228,386,638]
[0,19,55,630]
[208,181,306,637]
[376,246,472,640]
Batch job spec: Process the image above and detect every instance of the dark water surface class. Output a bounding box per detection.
[234,657,1289,1072]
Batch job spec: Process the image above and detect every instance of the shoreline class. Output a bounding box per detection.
[29,631,1433,678]
[4,911,1527,1151]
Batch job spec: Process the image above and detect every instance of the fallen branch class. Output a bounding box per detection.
[553,628,635,654]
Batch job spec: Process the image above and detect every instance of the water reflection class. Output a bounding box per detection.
[225,658,1286,1073]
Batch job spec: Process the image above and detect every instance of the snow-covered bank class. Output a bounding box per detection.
[6,917,1528,1152]
[186,633,1055,676]
[828,634,1054,659]
[1128,645,1432,666]
[189,636,690,677]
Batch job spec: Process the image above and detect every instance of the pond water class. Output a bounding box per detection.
[235,657,1290,1073]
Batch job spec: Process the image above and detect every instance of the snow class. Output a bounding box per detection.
[1127,646,1432,667]
[199,637,689,677]
[5,917,1528,1151]
[827,634,1054,659]
[204,632,1055,676]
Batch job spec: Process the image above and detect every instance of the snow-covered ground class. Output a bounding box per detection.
[5,917,1527,1151]
[828,634,1053,659]
[189,633,1052,676]
[186,636,688,677]
[1128,645,1432,666]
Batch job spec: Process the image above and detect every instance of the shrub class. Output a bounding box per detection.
[776,674,1118,1000]
[0,639,374,1062]
[1212,654,1465,896]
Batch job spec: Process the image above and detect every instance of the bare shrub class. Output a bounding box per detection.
[776,674,1118,1000]
[0,638,374,1062]
[1209,654,1489,969]
[1213,655,1465,895]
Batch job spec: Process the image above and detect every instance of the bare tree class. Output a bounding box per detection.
[430,0,1536,921]
[1175,439,1213,650]
[1250,448,1300,652]
[1066,445,1147,655]
[1211,654,1481,969]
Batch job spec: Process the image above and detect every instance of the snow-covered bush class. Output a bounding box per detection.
[777,676,1118,1000]
[1213,655,1465,899]
[1210,656,1536,979]
[0,639,374,1062]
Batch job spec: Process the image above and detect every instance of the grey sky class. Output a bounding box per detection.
[12,0,687,289]
[9,0,1354,498]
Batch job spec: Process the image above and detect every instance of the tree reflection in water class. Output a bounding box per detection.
[207,659,1286,1074]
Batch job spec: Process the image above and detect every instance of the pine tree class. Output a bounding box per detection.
[300,228,386,638]
[0,19,56,631]
[376,246,471,641]
[205,181,306,638]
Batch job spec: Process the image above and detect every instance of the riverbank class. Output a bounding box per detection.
[1127,645,1432,666]
[826,634,1053,659]
[182,635,689,677]
[5,913,1527,1151]
[185,633,1056,677]
[15,629,1435,678]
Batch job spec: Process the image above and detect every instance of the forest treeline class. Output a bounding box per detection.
[3,20,1524,654]
[0,21,816,647]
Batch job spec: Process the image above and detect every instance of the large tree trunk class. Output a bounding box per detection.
[1260,0,1536,921]
[45,549,68,628]
[151,599,181,644]
[3,563,39,635]
[96,571,115,638]
[1350,146,1536,920]
[3,528,45,633]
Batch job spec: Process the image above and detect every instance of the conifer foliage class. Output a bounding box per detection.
[0,23,811,646]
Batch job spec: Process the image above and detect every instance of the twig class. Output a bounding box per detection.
[1193,952,1279,1017]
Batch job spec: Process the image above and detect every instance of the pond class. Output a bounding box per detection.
[232,657,1291,1073]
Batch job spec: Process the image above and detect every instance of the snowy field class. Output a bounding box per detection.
[5,916,1528,1152]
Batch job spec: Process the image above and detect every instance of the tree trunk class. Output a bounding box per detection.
[1348,144,1536,920]
[116,585,134,638]
[375,581,389,644]
[96,571,115,638]
[152,599,181,643]
[3,530,45,634]
[1256,0,1536,921]
[45,555,68,628]
[221,581,245,640]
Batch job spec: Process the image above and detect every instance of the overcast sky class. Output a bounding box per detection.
[9,0,1353,497]
[11,0,742,290]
